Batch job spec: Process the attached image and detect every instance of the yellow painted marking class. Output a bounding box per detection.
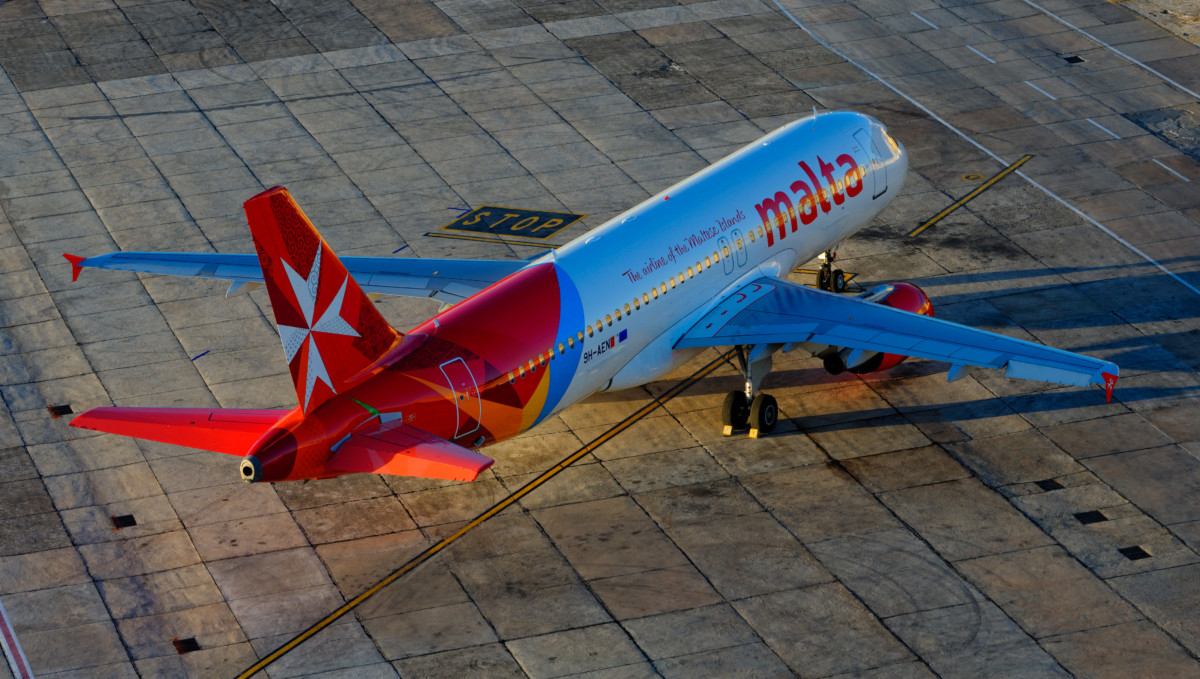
[235,349,738,678]
[443,205,584,239]
[909,155,1032,237]
[962,173,984,181]
[424,232,559,248]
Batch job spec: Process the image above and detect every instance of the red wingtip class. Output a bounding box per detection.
[1102,372,1117,403]
[63,253,85,282]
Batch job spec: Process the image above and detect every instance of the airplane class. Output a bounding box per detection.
[65,111,1118,485]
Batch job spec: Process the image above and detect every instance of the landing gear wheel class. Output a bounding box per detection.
[832,269,846,293]
[817,265,832,291]
[721,391,749,436]
[748,394,778,439]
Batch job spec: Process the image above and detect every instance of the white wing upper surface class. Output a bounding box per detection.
[70,252,526,304]
[676,277,1118,395]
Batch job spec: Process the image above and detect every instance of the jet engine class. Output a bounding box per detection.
[822,282,934,375]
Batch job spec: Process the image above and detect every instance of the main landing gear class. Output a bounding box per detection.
[721,346,779,439]
[816,250,846,293]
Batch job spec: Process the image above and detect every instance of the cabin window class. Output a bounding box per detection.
[606,314,613,326]
[587,326,594,337]
[678,274,685,285]
[568,336,575,348]
[669,278,676,289]
[508,371,515,383]
[615,308,622,320]
[528,360,536,372]
[651,288,659,299]
[643,293,650,304]
[558,342,565,354]
[723,245,730,257]
[749,230,756,243]
[519,366,526,378]
[757,226,764,238]
[624,303,632,314]
[538,353,545,366]
[633,298,641,310]
[660,283,668,294]
[713,251,720,263]
[687,266,694,278]
[704,257,711,268]
[736,238,743,249]
[596,321,604,333]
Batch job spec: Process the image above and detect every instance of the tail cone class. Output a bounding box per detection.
[240,456,262,483]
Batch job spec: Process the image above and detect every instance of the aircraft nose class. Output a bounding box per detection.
[240,455,262,483]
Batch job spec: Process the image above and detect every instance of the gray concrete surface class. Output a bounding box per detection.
[2,0,1200,676]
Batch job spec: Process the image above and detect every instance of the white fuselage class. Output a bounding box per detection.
[534,111,907,415]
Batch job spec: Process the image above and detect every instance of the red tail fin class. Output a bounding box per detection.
[244,187,401,413]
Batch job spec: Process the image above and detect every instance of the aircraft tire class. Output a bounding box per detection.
[748,394,778,435]
[832,269,846,293]
[722,391,750,431]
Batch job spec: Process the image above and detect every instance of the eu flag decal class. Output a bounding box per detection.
[619,329,628,343]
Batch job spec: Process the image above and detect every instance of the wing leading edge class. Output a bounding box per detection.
[65,251,526,304]
[677,278,1118,399]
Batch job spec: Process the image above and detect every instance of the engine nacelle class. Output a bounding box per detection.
[823,282,934,375]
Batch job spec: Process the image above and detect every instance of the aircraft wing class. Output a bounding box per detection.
[676,277,1119,398]
[64,251,526,304]
[69,407,289,455]
[326,419,493,482]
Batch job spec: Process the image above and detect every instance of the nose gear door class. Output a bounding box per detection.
[440,357,481,439]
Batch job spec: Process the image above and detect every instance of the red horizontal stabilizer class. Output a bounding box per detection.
[63,253,85,282]
[70,407,289,455]
[327,421,493,482]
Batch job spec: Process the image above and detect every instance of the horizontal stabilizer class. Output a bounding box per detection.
[64,251,525,304]
[327,421,493,482]
[70,407,288,455]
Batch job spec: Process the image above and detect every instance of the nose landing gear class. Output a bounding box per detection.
[720,346,780,438]
[816,250,846,293]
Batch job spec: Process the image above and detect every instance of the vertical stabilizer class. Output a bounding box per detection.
[244,187,401,412]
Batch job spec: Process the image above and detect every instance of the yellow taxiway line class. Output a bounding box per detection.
[237,348,737,678]
[908,154,1033,237]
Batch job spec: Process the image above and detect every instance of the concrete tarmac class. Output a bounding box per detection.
[1,0,1200,676]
